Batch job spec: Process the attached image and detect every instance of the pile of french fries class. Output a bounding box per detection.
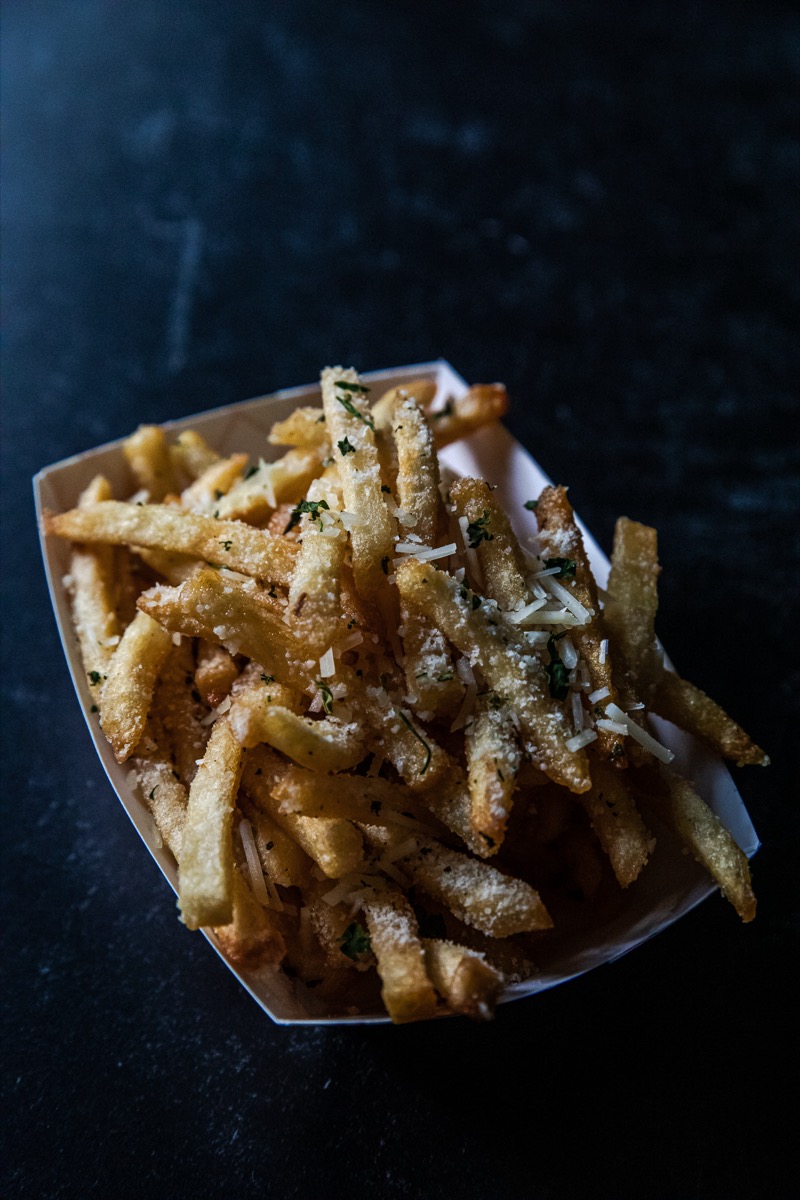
[45,368,769,1023]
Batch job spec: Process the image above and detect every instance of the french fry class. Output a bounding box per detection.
[100,610,173,761]
[137,570,308,689]
[361,889,439,1023]
[651,670,769,768]
[371,379,438,432]
[450,477,528,610]
[367,827,552,937]
[287,524,347,657]
[268,406,330,448]
[216,446,327,524]
[429,383,508,448]
[273,766,434,830]
[212,869,287,969]
[46,502,298,585]
[396,558,591,794]
[67,474,121,701]
[638,765,757,922]
[195,641,241,708]
[152,637,209,785]
[179,717,243,929]
[180,453,248,514]
[123,424,178,501]
[422,938,505,1020]
[169,429,221,483]
[464,694,522,854]
[229,688,367,773]
[604,517,663,707]
[132,729,189,861]
[320,366,395,618]
[578,758,654,887]
[535,485,627,764]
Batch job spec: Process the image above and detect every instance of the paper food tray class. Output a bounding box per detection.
[34,360,759,1025]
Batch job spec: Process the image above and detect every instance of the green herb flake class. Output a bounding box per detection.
[284,498,330,534]
[544,557,577,580]
[88,671,103,686]
[334,380,370,394]
[545,634,571,701]
[335,389,376,431]
[317,680,334,715]
[466,510,494,548]
[524,499,538,511]
[244,464,260,480]
[340,922,371,960]
[337,437,356,456]
[261,674,275,685]
[398,711,432,775]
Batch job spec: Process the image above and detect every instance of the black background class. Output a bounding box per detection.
[2,3,799,1198]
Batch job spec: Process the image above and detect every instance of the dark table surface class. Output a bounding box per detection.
[3,3,798,1198]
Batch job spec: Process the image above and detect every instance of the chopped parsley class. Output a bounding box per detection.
[219,539,233,551]
[284,498,330,534]
[466,511,494,548]
[398,711,431,775]
[244,464,259,480]
[544,557,577,580]
[337,437,355,456]
[317,680,334,715]
[340,922,371,960]
[88,671,103,686]
[334,380,370,394]
[545,633,571,701]
[335,388,375,430]
[523,499,538,511]
[261,674,275,685]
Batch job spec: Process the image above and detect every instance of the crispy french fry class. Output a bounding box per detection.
[287,525,347,657]
[100,611,173,761]
[371,379,438,432]
[579,758,654,887]
[152,637,209,785]
[361,889,439,1023]
[640,765,757,922]
[229,688,367,773]
[132,733,189,861]
[450,477,528,610]
[179,717,243,929]
[430,383,508,448]
[396,559,591,793]
[180,453,248,514]
[216,446,327,523]
[45,502,298,585]
[272,767,434,830]
[320,367,395,617]
[195,641,241,708]
[605,517,663,706]
[464,694,522,854]
[137,570,308,688]
[212,869,287,969]
[535,485,626,764]
[651,670,769,768]
[169,429,220,483]
[123,424,178,501]
[67,474,121,700]
[268,406,330,448]
[422,938,505,1020]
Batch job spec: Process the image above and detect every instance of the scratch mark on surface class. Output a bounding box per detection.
[166,217,203,375]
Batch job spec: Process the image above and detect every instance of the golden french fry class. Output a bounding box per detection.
[67,474,121,700]
[579,758,654,887]
[430,383,508,448]
[179,717,243,930]
[320,367,395,617]
[464,694,522,854]
[45,501,298,585]
[361,889,439,1023]
[180,453,248,514]
[216,446,327,523]
[137,570,308,688]
[535,485,626,765]
[152,638,209,785]
[100,611,173,761]
[396,558,591,794]
[212,869,287,969]
[268,406,330,448]
[229,689,367,773]
[195,641,241,708]
[272,766,434,830]
[641,765,757,922]
[133,732,189,861]
[450,477,528,610]
[169,429,221,483]
[287,525,347,657]
[605,517,663,706]
[371,379,438,432]
[422,938,505,1020]
[123,424,178,500]
[651,670,769,768]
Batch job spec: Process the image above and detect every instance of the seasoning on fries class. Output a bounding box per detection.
[44,368,769,1023]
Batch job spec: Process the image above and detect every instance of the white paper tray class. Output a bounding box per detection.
[34,360,759,1025]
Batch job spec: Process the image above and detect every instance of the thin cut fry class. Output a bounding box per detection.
[100,610,173,761]
[361,890,439,1023]
[422,938,505,1020]
[123,424,178,500]
[67,474,121,699]
[651,670,769,768]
